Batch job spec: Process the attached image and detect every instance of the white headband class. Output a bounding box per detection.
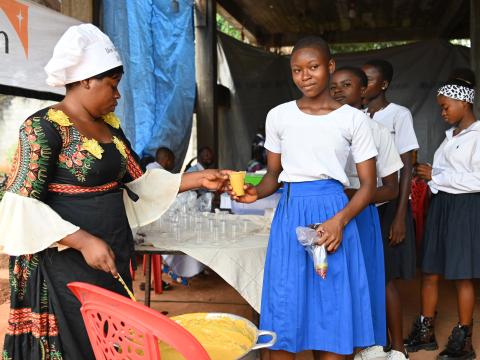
[45,24,123,87]
[437,84,475,104]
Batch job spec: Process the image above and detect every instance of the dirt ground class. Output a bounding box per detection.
[0,255,8,305]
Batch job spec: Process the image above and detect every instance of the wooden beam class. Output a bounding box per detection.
[216,0,268,44]
[258,26,470,47]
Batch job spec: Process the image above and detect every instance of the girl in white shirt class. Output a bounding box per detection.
[330,67,404,360]
[231,37,378,360]
[405,72,478,360]
[362,59,418,359]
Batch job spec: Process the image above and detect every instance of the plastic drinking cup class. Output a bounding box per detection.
[229,171,246,196]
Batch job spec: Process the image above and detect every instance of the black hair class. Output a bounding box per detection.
[335,66,368,87]
[65,65,124,90]
[291,36,331,60]
[364,59,393,83]
[92,65,124,80]
[155,146,175,160]
[444,68,476,88]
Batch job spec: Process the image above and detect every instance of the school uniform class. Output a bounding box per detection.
[261,101,378,354]
[346,120,403,346]
[422,121,480,279]
[367,103,419,281]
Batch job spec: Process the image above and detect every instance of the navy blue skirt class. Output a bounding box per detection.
[259,180,375,354]
[355,205,386,346]
[422,191,480,279]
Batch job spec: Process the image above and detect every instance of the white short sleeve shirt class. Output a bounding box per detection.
[346,120,404,189]
[367,103,419,155]
[428,121,480,194]
[264,101,378,186]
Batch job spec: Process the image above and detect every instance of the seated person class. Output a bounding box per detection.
[186,146,215,172]
[147,146,175,171]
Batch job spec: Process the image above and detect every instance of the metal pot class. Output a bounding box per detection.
[201,313,276,360]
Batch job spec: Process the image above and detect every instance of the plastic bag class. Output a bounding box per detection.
[296,224,328,279]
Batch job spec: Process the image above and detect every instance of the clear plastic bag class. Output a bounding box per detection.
[296,224,328,279]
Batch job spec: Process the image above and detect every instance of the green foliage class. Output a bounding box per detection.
[330,41,411,54]
[216,13,241,41]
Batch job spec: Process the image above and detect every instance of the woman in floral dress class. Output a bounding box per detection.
[0,24,227,360]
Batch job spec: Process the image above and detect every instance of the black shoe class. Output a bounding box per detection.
[404,315,438,352]
[437,324,476,360]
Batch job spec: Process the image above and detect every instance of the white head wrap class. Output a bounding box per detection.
[437,84,475,104]
[45,24,123,87]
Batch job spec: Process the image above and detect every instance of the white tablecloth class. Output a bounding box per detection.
[139,215,271,313]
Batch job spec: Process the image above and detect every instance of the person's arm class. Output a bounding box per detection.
[388,151,413,245]
[374,173,399,203]
[59,230,117,275]
[179,169,230,193]
[317,158,376,252]
[344,172,398,203]
[230,151,282,203]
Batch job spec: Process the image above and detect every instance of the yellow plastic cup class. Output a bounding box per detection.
[229,171,246,196]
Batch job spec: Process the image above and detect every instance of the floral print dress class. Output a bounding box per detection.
[1,107,143,360]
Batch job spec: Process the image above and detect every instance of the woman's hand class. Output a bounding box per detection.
[198,169,230,191]
[229,184,258,203]
[415,163,432,181]
[61,229,118,276]
[78,235,118,275]
[315,216,345,252]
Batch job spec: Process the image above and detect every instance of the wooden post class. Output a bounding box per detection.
[195,0,218,164]
[471,0,480,116]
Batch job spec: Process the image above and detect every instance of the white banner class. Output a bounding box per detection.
[0,0,81,95]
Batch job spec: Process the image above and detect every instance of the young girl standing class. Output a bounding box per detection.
[330,67,404,360]
[405,72,478,360]
[232,37,378,360]
[362,59,419,360]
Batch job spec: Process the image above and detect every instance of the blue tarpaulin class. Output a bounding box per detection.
[103,0,195,166]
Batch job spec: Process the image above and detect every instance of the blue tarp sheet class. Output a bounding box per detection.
[103,0,195,165]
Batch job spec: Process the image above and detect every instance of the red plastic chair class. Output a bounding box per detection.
[68,282,210,360]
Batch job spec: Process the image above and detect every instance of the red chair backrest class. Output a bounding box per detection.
[68,282,211,360]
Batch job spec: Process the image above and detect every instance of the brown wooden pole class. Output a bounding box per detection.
[194,0,218,165]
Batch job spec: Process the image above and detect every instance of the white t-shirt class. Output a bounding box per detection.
[146,161,164,170]
[367,103,419,155]
[264,101,378,186]
[429,121,480,194]
[346,120,404,189]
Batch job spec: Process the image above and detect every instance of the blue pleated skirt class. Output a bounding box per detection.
[259,180,375,354]
[355,205,387,346]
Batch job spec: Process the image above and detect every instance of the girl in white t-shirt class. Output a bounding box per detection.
[231,37,378,360]
[362,59,419,359]
[330,66,404,360]
[405,71,479,359]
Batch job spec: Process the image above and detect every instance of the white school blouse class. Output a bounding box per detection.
[428,121,480,195]
[367,103,419,155]
[346,119,404,190]
[264,101,378,186]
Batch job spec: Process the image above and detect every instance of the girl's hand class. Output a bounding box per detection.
[199,169,230,191]
[229,184,258,203]
[415,163,432,181]
[315,216,345,252]
[78,234,118,276]
[389,216,406,246]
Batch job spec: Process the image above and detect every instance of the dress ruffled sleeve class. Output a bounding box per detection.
[0,114,79,255]
[123,168,181,228]
[114,127,182,228]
